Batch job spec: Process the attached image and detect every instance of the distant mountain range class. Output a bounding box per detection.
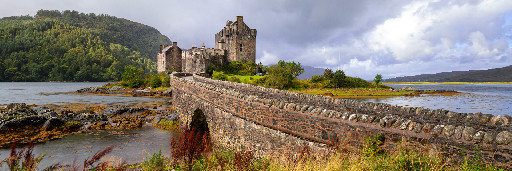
[297,66,325,80]
[384,65,512,82]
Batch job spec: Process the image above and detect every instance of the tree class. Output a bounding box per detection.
[122,65,144,88]
[374,74,383,87]
[330,70,346,88]
[264,60,303,89]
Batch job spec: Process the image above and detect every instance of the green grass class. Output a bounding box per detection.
[290,88,416,97]
[153,119,180,131]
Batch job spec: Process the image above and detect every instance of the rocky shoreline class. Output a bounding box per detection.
[76,85,172,97]
[0,101,178,147]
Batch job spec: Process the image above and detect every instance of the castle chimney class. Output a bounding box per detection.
[236,16,243,23]
[172,42,177,47]
[159,45,163,52]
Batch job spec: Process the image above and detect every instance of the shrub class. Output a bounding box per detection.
[149,75,162,88]
[264,60,303,89]
[140,150,165,170]
[362,134,385,157]
[229,76,241,83]
[0,142,45,171]
[212,71,228,81]
[310,75,324,83]
[161,75,170,87]
[170,126,211,170]
[121,65,144,88]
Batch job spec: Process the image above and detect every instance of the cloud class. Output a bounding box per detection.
[1,0,511,79]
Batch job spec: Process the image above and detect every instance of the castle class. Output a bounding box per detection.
[157,16,257,73]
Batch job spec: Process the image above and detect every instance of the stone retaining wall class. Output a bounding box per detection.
[171,72,512,167]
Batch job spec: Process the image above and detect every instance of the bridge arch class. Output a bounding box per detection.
[190,108,210,136]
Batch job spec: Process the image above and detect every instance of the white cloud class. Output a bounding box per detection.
[297,0,512,79]
[258,51,279,65]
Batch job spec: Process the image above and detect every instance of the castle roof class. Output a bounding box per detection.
[162,46,172,53]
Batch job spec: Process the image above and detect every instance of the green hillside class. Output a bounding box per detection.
[0,10,171,81]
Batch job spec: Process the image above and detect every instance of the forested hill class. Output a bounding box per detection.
[384,65,512,82]
[0,10,172,81]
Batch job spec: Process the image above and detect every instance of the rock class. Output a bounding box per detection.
[496,131,512,145]
[392,118,404,128]
[473,131,485,143]
[32,106,51,115]
[444,125,455,137]
[480,114,492,124]
[453,126,464,140]
[422,123,435,133]
[349,114,359,122]
[360,115,369,123]
[414,123,423,133]
[432,125,444,136]
[165,113,179,121]
[483,132,497,144]
[462,127,476,141]
[490,115,508,126]
[300,105,309,112]
[42,118,65,131]
[400,120,411,130]
[152,116,162,124]
[408,122,417,131]
[109,86,126,91]
[0,115,47,130]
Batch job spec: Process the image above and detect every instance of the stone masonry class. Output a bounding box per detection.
[158,16,256,73]
[171,72,512,168]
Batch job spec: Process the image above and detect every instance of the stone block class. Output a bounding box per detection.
[462,127,476,141]
[496,131,512,145]
[443,125,455,137]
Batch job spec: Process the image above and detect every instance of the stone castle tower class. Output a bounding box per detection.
[215,16,257,63]
[157,16,256,73]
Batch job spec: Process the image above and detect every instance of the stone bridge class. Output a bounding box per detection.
[170,72,512,167]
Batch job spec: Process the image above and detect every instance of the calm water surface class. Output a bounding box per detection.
[0,82,168,105]
[357,84,512,116]
[0,82,174,169]
[0,125,176,168]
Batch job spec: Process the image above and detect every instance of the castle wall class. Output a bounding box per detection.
[182,47,226,73]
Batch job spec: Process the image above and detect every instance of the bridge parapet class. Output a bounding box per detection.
[171,72,512,167]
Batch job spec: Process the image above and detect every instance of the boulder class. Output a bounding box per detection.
[0,115,47,130]
[42,118,65,131]
[462,127,476,141]
[496,131,512,145]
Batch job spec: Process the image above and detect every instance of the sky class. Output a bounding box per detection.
[1,0,512,79]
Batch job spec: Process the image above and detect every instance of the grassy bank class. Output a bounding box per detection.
[289,88,416,98]
[384,82,512,85]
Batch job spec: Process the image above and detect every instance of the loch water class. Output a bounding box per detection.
[358,84,512,116]
[0,82,174,168]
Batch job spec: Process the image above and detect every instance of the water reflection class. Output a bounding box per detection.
[0,125,177,169]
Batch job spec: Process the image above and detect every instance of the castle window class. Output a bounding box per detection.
[239,44,243,52]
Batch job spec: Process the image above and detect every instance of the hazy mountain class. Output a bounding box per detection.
[385,65,512,82]
[297,66,325,80]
